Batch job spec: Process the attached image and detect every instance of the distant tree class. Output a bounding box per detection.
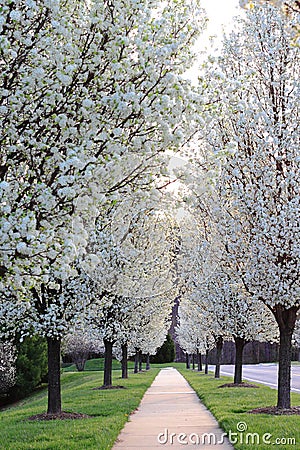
[0,341,16,395]
[9,336,47,400]
[293,319,300,361]
[62,329,103,372]
[176,295,214,372]
[151,334,175,363]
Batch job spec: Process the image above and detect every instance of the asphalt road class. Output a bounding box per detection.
[208,363,300,393]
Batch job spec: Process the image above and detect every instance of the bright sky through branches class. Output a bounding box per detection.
[184,0,243,84]
[201,0,241,43]
[168,1,243,201]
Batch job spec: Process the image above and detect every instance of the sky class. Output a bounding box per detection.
[166,0,245,202]
[200,0,242,42]
[168,0,244,187]
[183,0,243,82]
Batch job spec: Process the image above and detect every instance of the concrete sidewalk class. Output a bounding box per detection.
[113,367,233,449]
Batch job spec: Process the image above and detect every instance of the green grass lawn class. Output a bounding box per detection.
[62,358,135,373]
[0,367,159,450]
[177,365,300,450]
[2,360,299,450]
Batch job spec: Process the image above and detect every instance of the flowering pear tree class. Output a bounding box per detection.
[198,272,278,384]
[0,341,16,395]
[0,0,205,416]
[292,319,300,362]
[129,293,174,370]
[62,328,103,372]
[84,193,177,386]
[119,295,173,375]
[176,296,214,372]
[190,282,231,379]
[199,3,300,409]
[176,215,231,378]
[239,0,300,42]
[88,294,136,387]
[240,0,299,13]
[176,198,279,382]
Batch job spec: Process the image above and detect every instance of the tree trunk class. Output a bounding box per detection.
[192,353,195,370]
[205,349,209,374]
[103,339,113,387]
[146,353,150,370]
[47,337,62,414]
[197,349,202,371]
[74,352,88,372]
[138,350,143,371]
[134,349,139,374]
[75,361,85,372]
[273,306,298,409]
[121,343,128,379]
[234,336,246,384]
[185,352,190,369]
[214,336,223,379]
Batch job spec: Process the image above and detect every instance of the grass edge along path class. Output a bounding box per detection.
[178,365,300,450]
[0,367,160,450]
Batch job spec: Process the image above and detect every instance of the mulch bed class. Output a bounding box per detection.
[92,385,126,390]
[27,411,91,421]
[218,382,259,388]
[249,406,300,415]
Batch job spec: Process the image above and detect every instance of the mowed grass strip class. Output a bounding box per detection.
[62,358,135,373]
[0,367,159,450]
[178,365,300,450]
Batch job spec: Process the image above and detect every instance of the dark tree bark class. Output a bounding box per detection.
[273,306,298,409]
[214,336,223,379]
[72,351,89,372]
[47,337,62,414]
[251,341,259,364]
[192,353,195,370]
[134,349,139,374]
[146,353,150,370]
[138,350,143,372]
[185,352,190,369]
[103,339,113,387]
[233,336,247,384]
[197,349,202,371]
[121,343,128,379]
[205,349,209,374]
[75,361,85,372]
